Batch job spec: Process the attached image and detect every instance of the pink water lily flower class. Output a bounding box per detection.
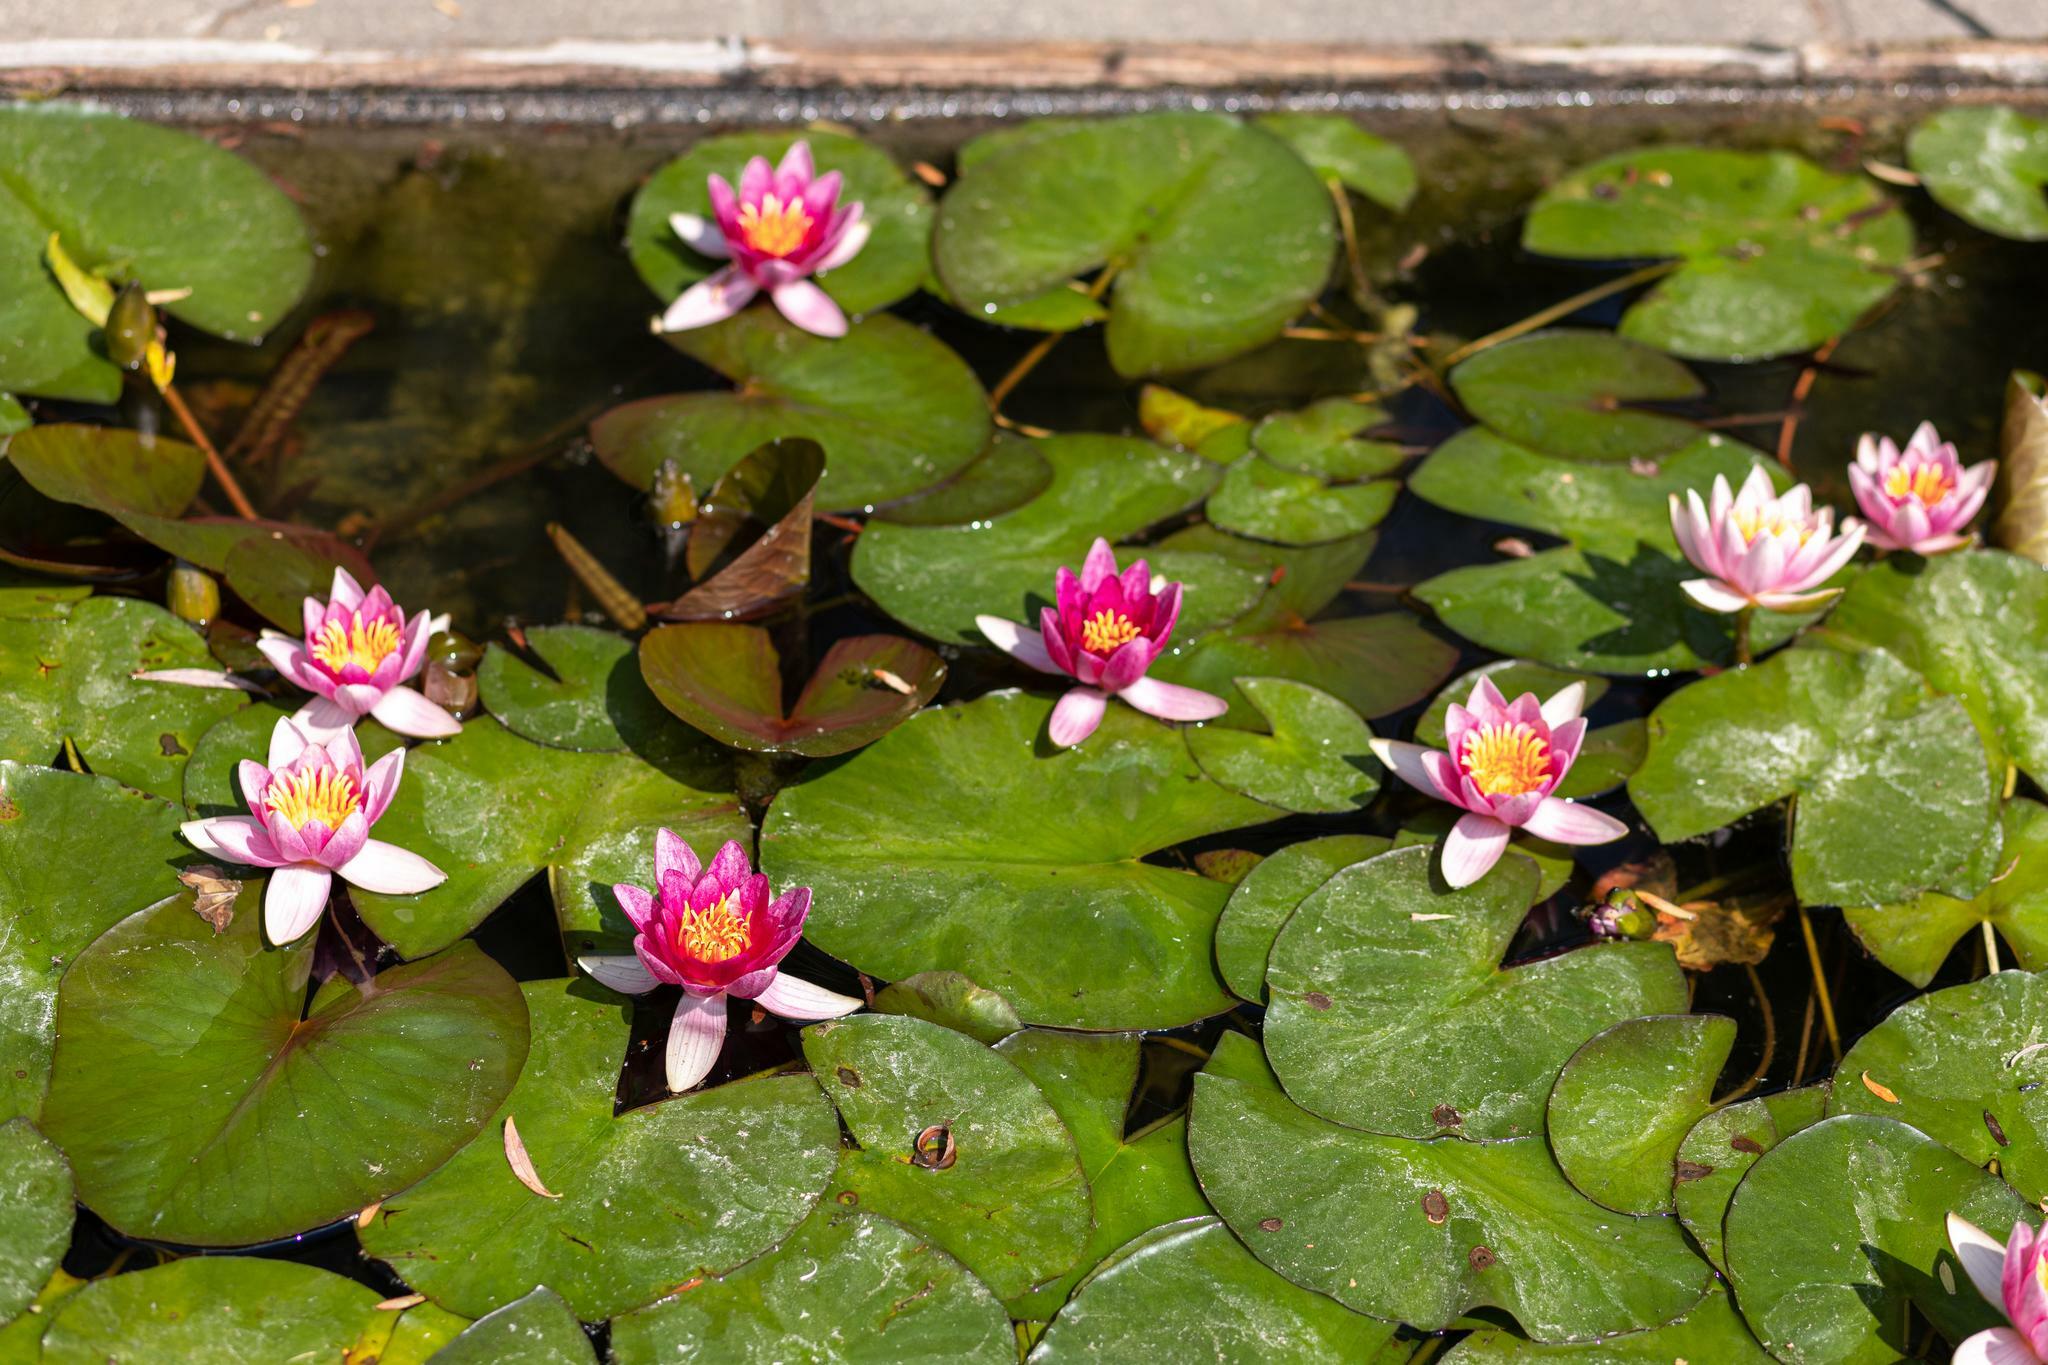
[1669,467,1865,614]
[1948,1213,2048,1364]
[1850,421,1995,555]
[659,141,869,339]
[1368,678,1627,889]
[257,567,458,742]
[181,717,446,946]
[974,538,1228,748]
[579,832,863,1093]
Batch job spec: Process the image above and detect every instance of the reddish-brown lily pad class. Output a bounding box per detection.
[641,622,944,756]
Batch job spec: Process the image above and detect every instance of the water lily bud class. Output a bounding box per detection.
[166,560,221,626]
[106,283,157,371]
[648,458,698,531]
[1585,891,1658,942]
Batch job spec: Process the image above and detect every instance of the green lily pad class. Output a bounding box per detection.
[1673,1083,1830,1272]
[1844,799,2048,986]
[1184,676,1378,813]
[871,431,1055,527]
[1190,1033,1714,1340]
[626,130,931,317]
[36,1258,416,1365]
[42,893,528,1246]
[934,112,1335,377]
[0,1120,71,1326]
[1415,660,1641,799]
[1213,834,1390,1002]
[804,1013,1091,1301]
[1723,1114,2031,1365]
[1522,147,1913,361]
[363,979,838,1321]
[0,595,249,799]
[0,394,26,436]
[1830,971,2048,1203]
[996,1029,1211,1319]
[610,1207,1013,1365]
[1546,1014,1738,1214]
[430,1288,593,1365]
[1449,331,1706,462]
[590,310,991,512]
[872,971,1022,1045]
[640,623,944,756]
[0,104,312,403]
[1445,1285,1773,1362]
[0,576,89,620]
[1907,105,2048,241]
[0,762,187,1122]
[348,718,744,961]
[1630,646,2000,906]
[761,691,1278,1029]
[1250,398,1405,481]
[477,625,676,753]
[853,433,1247,646]
[1263,847,1686,1139]
[1206,454,1397,546]
[1033,1216,1399,1362]
[1256,114,1416,210]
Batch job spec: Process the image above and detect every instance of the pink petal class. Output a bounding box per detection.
[578,953,659,996]
[614,882,658,933]
[1148,580,1183,644]
[1681,577,1752,614]
[799,169,844,220]
[1546,716,1589,777]
[1097,637,1156,693]
[655,828,701,887]
[635,937,687,987]
[258,636,324,692]
[975,614,1063,675]
[1539,682,1586,728]
[335,839,447,895]
[775,139,815,188]
[397,611,435,681]
[737,155,773,204]
[666,991,728,1092]
[1079,538,1118,594]
[1948,1214,2010,1310]
[236,760,273,813]
[361,749,405,825]
[1754,587,1843,613]
[1951,1329,2039,1365]
[669,211,731,259]
[815,215,870,272]
[705,840,753,897]
[266,717,312,772]
[1039,607,1078,676]
[328,567,367,611]
[1888,499,1932,553]
[1442,813,1510,889]
[1467,676,1510,724]
[1048,687,1109,748]
[1522,796,1628,845]
[264,865,332,945]
[1370,739,1461,806]
[769,280,847,338]
[660,267,757,332]
[1118,675,1228,724]
[182,815,286,867]
[750,972,864,1020]
[762,884,811,939]
[369,685,461,739]
[292,696,358,744]
[317,809,370,871]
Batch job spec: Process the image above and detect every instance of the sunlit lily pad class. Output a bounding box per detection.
[1673,1083,1829,1272]
[996,1030,1211,1319]
[935,113,1335,377]
[805,1013,1091,1300]
[626,129,931,317]
[1630,645,2000,906]
[1844,799,2048,986]
[1829,971,2048,1202]
[0,762,187,1123]
[1907,105,2048,241]
[0,1120,71,1326]
[1256,113,1417,210]
[1263,848,1686,1138]
[1415,660,1641,799]
[0,595,249,799]
[853,433,1248,646]
[871,431,1054,527]
[640,623,943,756]
[1522,147,1912,360]
[364,978,837,1320]
[1213,834,1389,1002]
[591,310,991,512]
[0,394,26,437]
[1184,677,1378,813]
[1445,1285,1772,1362]
[610,1206,1013,1365]
[1449,331,1706,462]
[1546,1014,1737,1214]
[762,691,1279,1029]
[1034,1217,1399,1361]
[1206,454,1396,546]
[1723,1114,2030,1364]
[1190,1033,1714,1340]
[42,893,528,1245]
[0,104,312,403]
[872,971,1022,1045]
[1251,398,1405,481]
[427,1288,590,1365]
[477,624,675,753]
[349,719,744,960]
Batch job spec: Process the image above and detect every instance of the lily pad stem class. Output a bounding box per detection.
[161,382,259,520]
[1774,335,1840,470]
[1732,606,1754,667]
[1984,919,2002,975]
[986,263,1121,417]
[1712,961,1775,1107]
[1326,177,1388,318]
[1434,259,1680,372]
[1797,906,1842,1065]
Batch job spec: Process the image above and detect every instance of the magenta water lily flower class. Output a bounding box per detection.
[1850,421,1995,555]
[579,832,862,1093]
[658,141,869,340]
[1948,1214,2048,1364]
[1368,678,1627,889]
[257,567,458,742]
[181,717,446,946]
[974,538,1228,749]
[1669,466,1865,614]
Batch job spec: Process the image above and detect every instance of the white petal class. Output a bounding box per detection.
[1951,1328,2040,1365]
[668,211,731,258]
[1539,681,1586,728]
[368,685,462,739]
[578,954,659,996]
[750,973,864,1021]
[1949,1213,2011,1309]
[973,615,1062,675]
[335,839,447,895]
[264,866,332,945]
[666,992,728,1093]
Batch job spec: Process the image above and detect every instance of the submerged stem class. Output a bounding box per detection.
[1434,260,1679,372]
[1713,961,1776,1107]
[1798,906,1843,1065]
[1732,606,1754,667]
[162,383,259,520]
[986,263,1121,417]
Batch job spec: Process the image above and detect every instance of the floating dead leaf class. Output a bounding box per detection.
[355,1201,382,1229]
[503,1115,562,1198]
[1649,895,1780,971]
[1194,848,1264,885]
[179,865,241,933]
[1994,369,2048,566]
[1138,384,1244,451]
[1862,159,1921,187]
[1860,1071,1901,1105]
[1492,536,1535,559]
[1592,851,1678,904]
[656,438,822,622]
[375,1293,426,1311]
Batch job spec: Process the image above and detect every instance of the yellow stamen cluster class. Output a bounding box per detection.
[676,894,751,963]
[1884,461,1954,507]
[1731,505,1816,548]
[310,612,402,674]
[266,767,362,831]
[1462,724,1554,798]
[737,194,814,258]
[1080,609,1143,655]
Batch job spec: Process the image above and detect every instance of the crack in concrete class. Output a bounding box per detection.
[1919,0,1997,37]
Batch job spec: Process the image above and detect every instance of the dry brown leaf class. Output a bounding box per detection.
[1994,370,2048,566]
[355,1201,382,1229]
[1650,897,1780,972]
[178,865,241,933]
[503,1115,562,1199]
[870,667,914,695]
[375,1293,426,1311]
